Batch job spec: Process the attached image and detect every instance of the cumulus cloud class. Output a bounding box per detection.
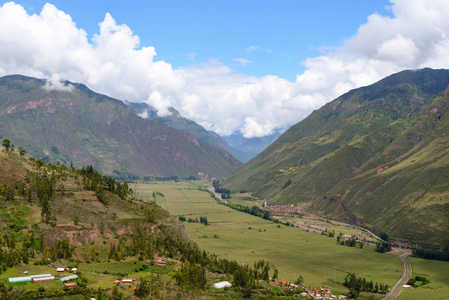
[43,74,74,91]
[1,0,449,138]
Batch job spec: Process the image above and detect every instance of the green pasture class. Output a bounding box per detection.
[399,258,449,300]
[228,198,263,208]
[132,182,402,290]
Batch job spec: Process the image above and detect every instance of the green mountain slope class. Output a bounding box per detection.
[226,68,449,247]
[0,75,241,179]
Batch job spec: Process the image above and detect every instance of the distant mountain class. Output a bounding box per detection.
[0,75,242,179]
[128,102,277,163]
[224,132,282,163]
[128,102,229,151]
[226,68,449,247]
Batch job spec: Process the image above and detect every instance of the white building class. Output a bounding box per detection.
[212,281,232,289]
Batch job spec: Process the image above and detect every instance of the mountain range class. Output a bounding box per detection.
[129,102,278,162]
[0,75,242,179]
[226,68,449,248]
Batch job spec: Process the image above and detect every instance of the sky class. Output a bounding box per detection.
[1,0,449,138]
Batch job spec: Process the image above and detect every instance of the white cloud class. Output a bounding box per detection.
[1,0,449,138]
[246,45,260,52]
[43,74,74,91]
[233,58,253,67]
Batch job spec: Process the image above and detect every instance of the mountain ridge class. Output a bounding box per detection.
[0,74,242,179]
[225,68,449,247]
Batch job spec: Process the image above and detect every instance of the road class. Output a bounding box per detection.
[382,253,412,300]
[206,183,228,203]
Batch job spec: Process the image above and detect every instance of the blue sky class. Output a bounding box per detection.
[13,0,390,80]
[1,0,448,138]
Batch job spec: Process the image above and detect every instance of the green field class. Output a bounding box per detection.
[131,182,403,291]
[398,258,449,300]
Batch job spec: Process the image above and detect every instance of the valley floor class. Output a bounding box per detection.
[131,181,449,299]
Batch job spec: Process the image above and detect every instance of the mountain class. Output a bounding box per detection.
[226,68,449,247]
[0,75,242,179]
[128,102,276,163]
[224,131,282,163]
[127,102,229,151]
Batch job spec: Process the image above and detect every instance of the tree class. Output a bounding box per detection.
[18,146,26,157]
[96,287,104,300]
[295,275,304,286]
[2,139,10,151]
[272,266,279,282]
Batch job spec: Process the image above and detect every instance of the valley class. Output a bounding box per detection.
[0,1,448,299]
[131,181,449,299]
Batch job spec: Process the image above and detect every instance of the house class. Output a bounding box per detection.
[71,268,77,273]
[154,258,166,266]
[113,280,122,286]
[212,281,232,289]
[403,284,413,289]
[56,267,65,272]
[59,275,78,282]
[121,278,134,284]
[64,282,77,287]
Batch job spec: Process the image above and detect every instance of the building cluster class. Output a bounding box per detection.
[8,266,78,287]
[113,277,139,287]
[301,288,347,299]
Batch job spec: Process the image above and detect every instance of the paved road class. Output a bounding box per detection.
[382,253,412,300]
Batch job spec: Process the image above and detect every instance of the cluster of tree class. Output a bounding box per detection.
[199,216,208,225]
[407,275,430,287]
[2,138,27,157]
[78,165,132,202]
[0,231,43,273]
[30,172,57,223]
[321,229,335,238]
[178,215,208,225]
[0,184,15,200]
[412,246,449,261]
[212,179,231,198]
[175,261,207,290]
[336,234,363,248]
[134,275,166,298]
[253,259,271,282]
[142,175,198,182]
[230,204,271,220]
[344,273,389,298]
[375,242,392,253]
[108,224,155,261]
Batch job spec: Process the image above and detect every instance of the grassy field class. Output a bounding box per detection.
[398,258,449,300]
[276,216,379,242]
[131,182,403,292]
[228,198,263,208]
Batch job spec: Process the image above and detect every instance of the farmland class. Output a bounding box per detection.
[131,181,449,299]
[131,182,401,292]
